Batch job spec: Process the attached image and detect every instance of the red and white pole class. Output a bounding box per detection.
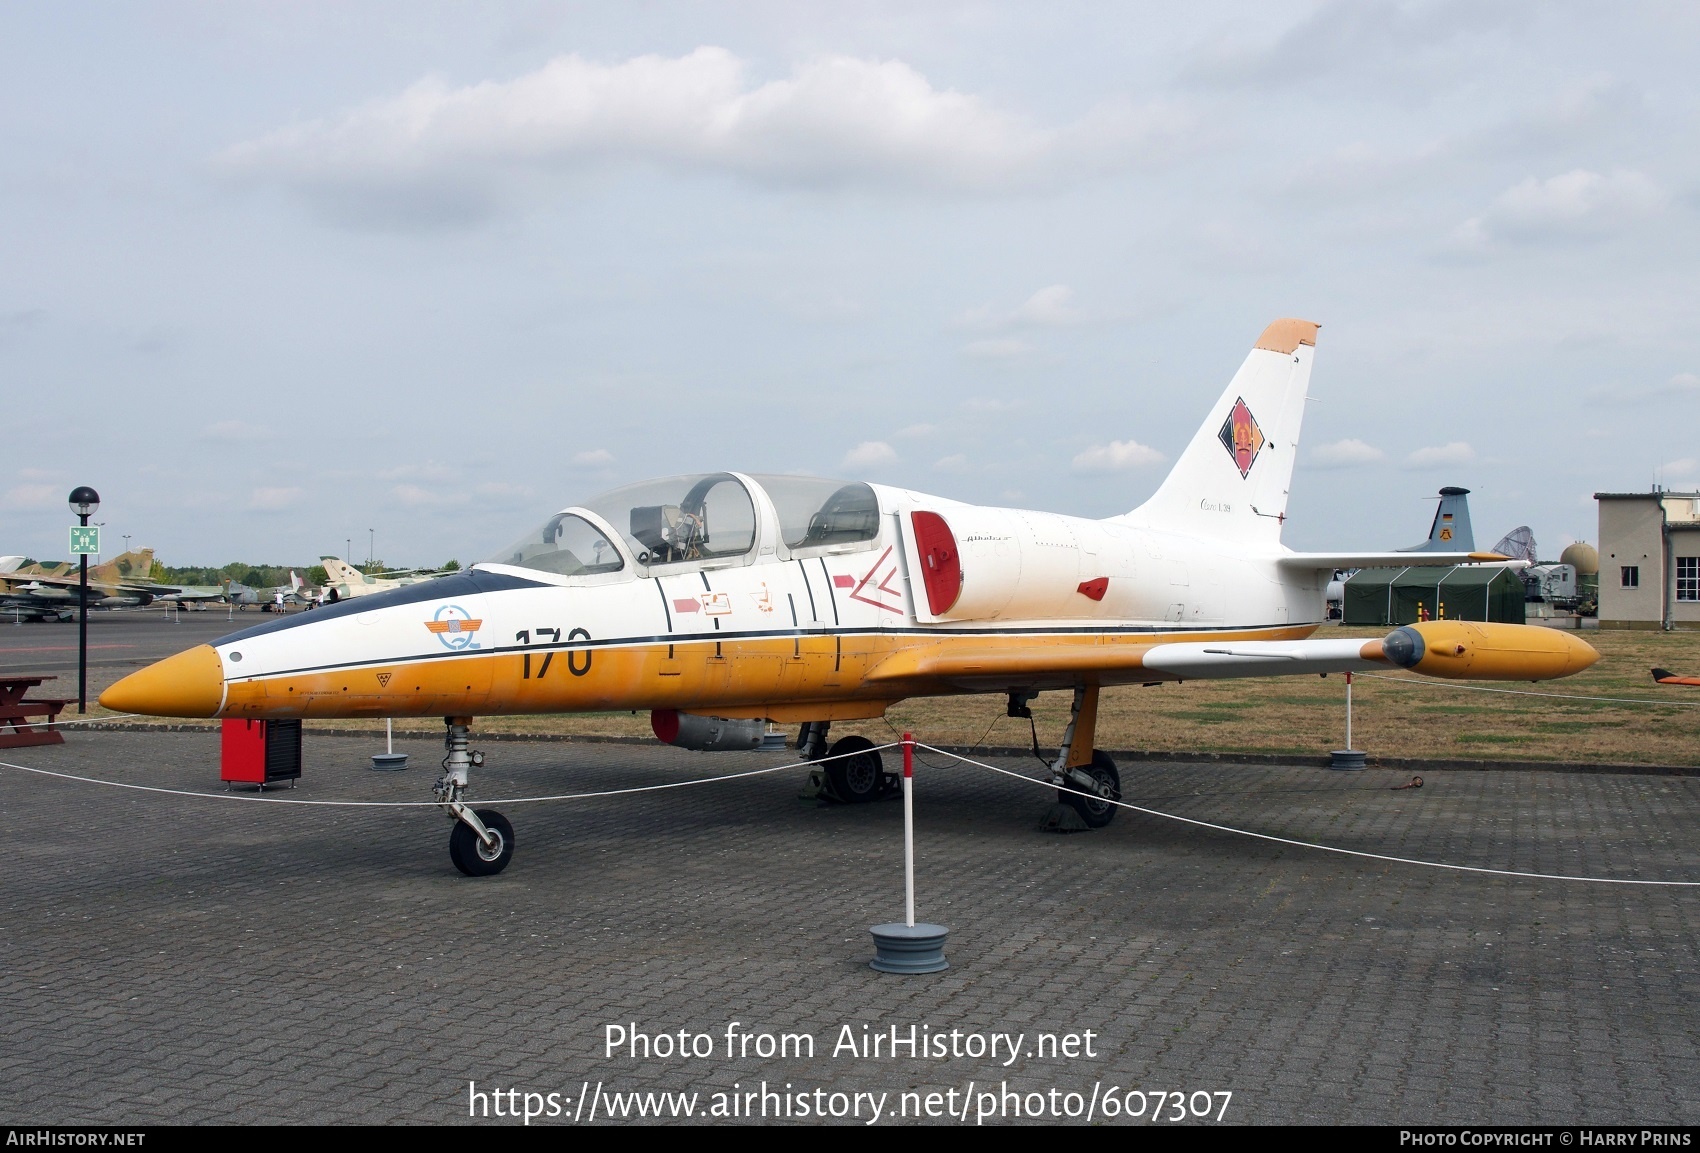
[902,732,915,928]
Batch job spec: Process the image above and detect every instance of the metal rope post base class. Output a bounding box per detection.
[1330,671,1365,770]
[869,922,949,974]
[371,718,408,771]
[870,732,948,974]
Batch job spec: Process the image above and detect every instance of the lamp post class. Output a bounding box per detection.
[69,486,100,714]
[368,528,374,573]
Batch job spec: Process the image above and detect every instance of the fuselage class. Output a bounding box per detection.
[102,474,1326,721]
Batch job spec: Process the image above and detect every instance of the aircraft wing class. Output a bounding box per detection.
[866,637,1386,687]
[1278,551,1509,571]
[867,622,1596,688]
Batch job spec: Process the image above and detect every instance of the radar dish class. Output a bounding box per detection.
[1492,526,1538,564]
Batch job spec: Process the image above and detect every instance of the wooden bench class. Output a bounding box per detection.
[0,675,75,748]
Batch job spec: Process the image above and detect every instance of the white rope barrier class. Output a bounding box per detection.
[0,742,899,809]
[4,712,142,731]
[5,728,1695,887]
[920,742,1700,888]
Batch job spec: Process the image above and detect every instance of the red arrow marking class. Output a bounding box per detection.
[849,546,906,614]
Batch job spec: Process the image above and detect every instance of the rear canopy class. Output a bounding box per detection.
[1343,566,1525,626]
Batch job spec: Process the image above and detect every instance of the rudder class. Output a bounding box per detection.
[1121,318,1318,545]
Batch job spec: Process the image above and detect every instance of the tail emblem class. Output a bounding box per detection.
[1217,396,1266,478]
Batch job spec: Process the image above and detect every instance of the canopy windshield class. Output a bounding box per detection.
[749,475,880,549]
[487,513,624,576]
[581,473,757,565]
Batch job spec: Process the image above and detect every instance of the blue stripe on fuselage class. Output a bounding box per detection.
[214,570,549,646]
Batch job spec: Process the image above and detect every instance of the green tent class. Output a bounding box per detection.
[1342,565,1526,626]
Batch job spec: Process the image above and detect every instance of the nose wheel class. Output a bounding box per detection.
[449,808,514,876]
[436,716,516,876]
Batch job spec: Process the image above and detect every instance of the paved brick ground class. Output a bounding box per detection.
[1,728,1697,1126]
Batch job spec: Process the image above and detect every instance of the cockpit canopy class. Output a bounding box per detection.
[485,473,880,575]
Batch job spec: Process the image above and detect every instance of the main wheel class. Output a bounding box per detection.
[1058,751,1121,828]
[449,809,515,876]
[825,736,885,804]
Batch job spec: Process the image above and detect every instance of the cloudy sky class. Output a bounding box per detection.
[3,2,1696,566]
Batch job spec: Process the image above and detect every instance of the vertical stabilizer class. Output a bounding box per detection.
[1121,318,1317,544]
[1399,487,1475,552]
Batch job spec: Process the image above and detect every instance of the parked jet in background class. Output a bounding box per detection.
[106,319,1598,876]
[318,557,450,603]
[1,549,163,619]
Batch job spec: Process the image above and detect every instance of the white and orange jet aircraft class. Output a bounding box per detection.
[104,319,1598,875]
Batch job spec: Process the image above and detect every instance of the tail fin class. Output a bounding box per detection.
[1122,318,1317,544]
[1400,487,1476,552]
[320,556,362,583]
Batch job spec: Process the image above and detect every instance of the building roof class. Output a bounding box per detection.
[1595,491,1700,500]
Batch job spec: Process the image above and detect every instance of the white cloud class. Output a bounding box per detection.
[958,284,1084,330]
[221,48,1168,222]
[933,454,969,472]
[1661,458,1700,477]
[1404,442,1476,469]
[4,484,60,510]
[249,486,303,511]
[895,423,936,439]
[389,484,436,507]
[572,448,615,467]
[1308,438,1387,468]
[842,441,897,469]
[1072,440,1166,472]
[1452,168,1666,250]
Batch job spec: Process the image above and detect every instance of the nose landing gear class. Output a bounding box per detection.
[435,716,514,876]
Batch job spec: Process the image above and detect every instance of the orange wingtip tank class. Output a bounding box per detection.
[1372,621,1599,681]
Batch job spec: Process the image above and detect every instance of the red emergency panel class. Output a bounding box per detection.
[911,511,963,616]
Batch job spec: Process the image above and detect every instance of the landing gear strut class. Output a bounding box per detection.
[435,716,514,876]
[1047,685,1122,828]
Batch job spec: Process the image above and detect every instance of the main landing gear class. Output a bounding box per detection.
[1037,685,1122,829]
[435,716,514,876]
[798,720,894,804]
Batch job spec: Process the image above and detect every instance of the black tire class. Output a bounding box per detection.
[449,809,515,876]
[1058,751,1121,828]
[825,736,885,804]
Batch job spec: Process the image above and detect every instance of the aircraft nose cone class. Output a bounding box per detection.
[100,644,225,717]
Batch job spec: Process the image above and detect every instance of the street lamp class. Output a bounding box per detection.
[368,528,374,572]
[68,486,100,713]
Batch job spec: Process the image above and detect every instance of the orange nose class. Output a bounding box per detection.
[100,644,225,717]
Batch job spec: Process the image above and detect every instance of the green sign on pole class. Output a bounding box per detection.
[69,526,100,555]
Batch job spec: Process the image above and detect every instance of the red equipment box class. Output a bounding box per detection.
[220,718,302,788]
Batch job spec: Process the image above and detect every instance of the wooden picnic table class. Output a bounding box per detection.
[0,675,74,748]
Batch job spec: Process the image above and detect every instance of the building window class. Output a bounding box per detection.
[1680,558,1700,602]
[1621,566,1639,589]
